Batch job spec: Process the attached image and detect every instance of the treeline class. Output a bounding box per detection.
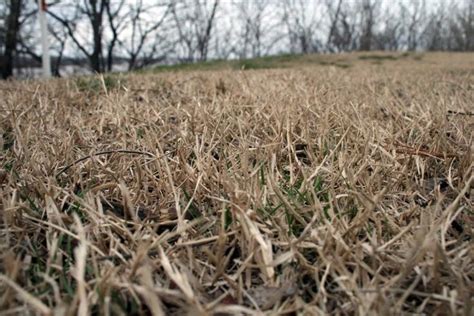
[1,0,473,78]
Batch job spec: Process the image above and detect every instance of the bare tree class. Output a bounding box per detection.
[171,0,219,62]
[1,0,22,79]
[233,0,283,59]
[10,2,40,72]
[0,1,5,35]
[197,0,218,61]
[47,0,174,72]
[0,0,68,77]
[234,0,260,58]
[48,0,107,73]
[105,0,126,71]
[119,1,172,70]
[326,0,343,52]
[326,1,358,52]
[449,0,474,51]
[3,0,473,79]
[372,2,404,51]
[212,8,235,59]
[421,1,452,51]
[47,20,69,76]
[398,0,426,51]
[281,0,324,54]
[358,0,380,51]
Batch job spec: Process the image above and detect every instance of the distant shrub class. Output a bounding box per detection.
[358,54,398,61]
[74,75,125,95]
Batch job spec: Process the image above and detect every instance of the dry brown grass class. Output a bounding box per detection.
[0,52,473,315]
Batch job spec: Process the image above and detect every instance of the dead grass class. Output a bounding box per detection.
[0,53,473,315]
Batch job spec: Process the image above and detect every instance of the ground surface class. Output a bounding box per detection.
[0,52,473,315]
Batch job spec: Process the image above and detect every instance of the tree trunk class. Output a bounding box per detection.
[1,0,22,79]
[89,0,105,73]
[326,0,343,52]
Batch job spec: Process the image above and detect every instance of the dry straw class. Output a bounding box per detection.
[0,53,473,315]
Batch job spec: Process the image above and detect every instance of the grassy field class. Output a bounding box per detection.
[0,52,473,315]
[151,51,420,72]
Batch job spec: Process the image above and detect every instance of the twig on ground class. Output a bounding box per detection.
[55,149,156,178]
[447,110,474,116]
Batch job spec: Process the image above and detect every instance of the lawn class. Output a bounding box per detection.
[0,52,473,315]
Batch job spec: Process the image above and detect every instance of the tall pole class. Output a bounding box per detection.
[38,0,51,78]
